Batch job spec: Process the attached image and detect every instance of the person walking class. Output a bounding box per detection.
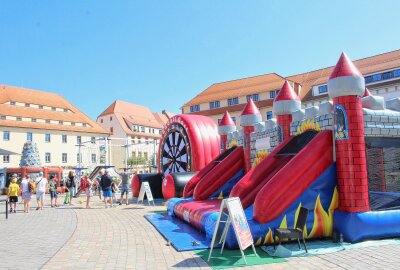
[8,175,20,213]
[80,172,93,208]
[119,169,130,205]
[20,175,33,213]
[100,169,113,208]
[96,169,104,201]
[49,175,58,207]
[66,171,76,205]
[35,172,48,210]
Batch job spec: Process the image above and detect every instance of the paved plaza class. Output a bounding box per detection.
[1,195,400,270]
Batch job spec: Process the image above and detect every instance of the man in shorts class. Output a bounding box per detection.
[35,172,48,210]
[101,169,113,208]
[119,169,130,205]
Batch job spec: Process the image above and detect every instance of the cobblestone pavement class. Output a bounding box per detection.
[2,194,400,270]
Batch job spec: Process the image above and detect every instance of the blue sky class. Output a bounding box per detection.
[1,1,399,119]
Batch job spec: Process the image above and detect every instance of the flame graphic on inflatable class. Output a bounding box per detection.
[229,139,239,148]
[308,187,338,238]
[296,119,321,135]
[253,187,338,246]
[252,150,269,168]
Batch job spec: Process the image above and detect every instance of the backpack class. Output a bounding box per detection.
[80,177,88,190]
[28,181,34,193]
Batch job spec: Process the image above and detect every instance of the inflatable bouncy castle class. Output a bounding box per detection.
[162,52,400,248]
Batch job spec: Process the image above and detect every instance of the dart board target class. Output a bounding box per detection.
[158,114,221,175]
[160,123,191,174]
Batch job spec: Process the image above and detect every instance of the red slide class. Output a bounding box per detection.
[183,146,244,198]
[230,136,294,209]
[253,130,333,223]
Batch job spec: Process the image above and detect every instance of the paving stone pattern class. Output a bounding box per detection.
[2,195,400,269]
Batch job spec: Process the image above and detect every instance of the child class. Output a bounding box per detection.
[81,171,93,208]
[8,175,20,213]
[49,175,58,207]
[111,177,119,207]
[64,183,70,205]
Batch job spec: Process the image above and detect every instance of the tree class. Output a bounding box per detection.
[127,156,147,167]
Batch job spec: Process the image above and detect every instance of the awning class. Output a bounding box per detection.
[0,149,20,155]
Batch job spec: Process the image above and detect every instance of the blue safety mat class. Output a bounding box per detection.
[145,213,219,251]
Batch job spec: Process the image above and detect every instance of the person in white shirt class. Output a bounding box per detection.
[20,175,33,213]
[35,172,48,210]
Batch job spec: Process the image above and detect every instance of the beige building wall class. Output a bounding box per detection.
[0,126,105,170]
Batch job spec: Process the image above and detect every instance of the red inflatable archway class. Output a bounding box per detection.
[158,114,220,175]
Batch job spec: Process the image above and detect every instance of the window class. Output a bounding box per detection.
[190,106,194,112]
[91,137,96,144]
[16,117,22,121]
[215,101,220,108]
[3,155,10,163]
[228,98,233,106]
[39,105,43,109]
[266,111,273,120]
[144,152,148,160]
[270,91,276,99]
[372,74,382,82]
[77,153,81,163]
[159,130,162,135]
[45,119,50,124]
[110,116,113,121]
[383,72,392,80]
[194,105,200,112]
[246,95,252,102]
[31,118,37,122]
[3,131,10,141]
[233,97,238,105]
[365,76,373,84]
[253,94,259,102]
[59,120,63,124]
[0,115,5,120]
[62,135,67,143]
[27,132,32,141]
[62,153,67,163]
[25,103,30,107]
[71,122,75,126]
[141,126,145,132]
[100,118,103,123]
[52,107,56,111]
[210,101,215,109]
[318,85,328,94]
[45,152,51,163]
[10,101,15,105]
[63,108,68,112]
[77,136,81,144]
[45,133,51,143]
[393,69,400,77]
[83,123,87,127]
[232,117,236,124]
[110,127,113,133]
[91,154,97,163]
[217,119,222,124]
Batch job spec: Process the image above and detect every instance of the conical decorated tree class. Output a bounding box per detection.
[19,141,42,167]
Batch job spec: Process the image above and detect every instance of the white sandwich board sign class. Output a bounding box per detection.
[137,182,155,206]
[208,197,257,265]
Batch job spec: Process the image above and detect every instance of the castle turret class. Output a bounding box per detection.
[240,99,262,172]
[328,52,370,213]
[273,81,301,140]
[218,111,236,152]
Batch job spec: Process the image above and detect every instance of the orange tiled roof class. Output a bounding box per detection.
[183,73,287,107]
[152,112,169,126]
[97,100,163,137]
[0,85,109,134]
[288,49,400,100]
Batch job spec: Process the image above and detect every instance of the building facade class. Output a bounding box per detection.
[0,85,110,171]
[182,50,400,125]
[97,100,172,173]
